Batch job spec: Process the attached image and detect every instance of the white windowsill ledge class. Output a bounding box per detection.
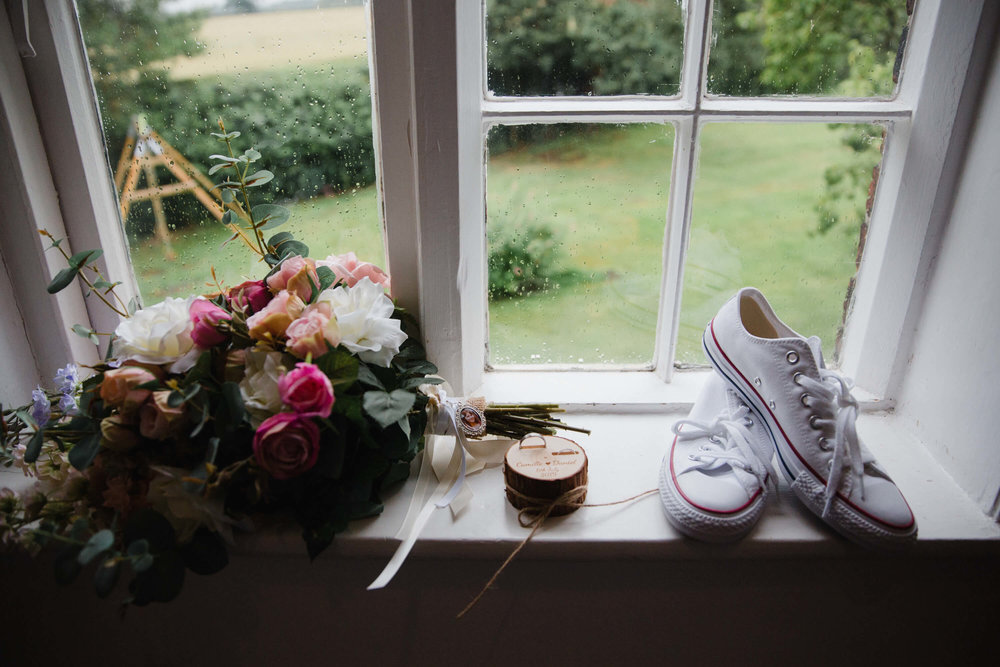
[4,405,996,562]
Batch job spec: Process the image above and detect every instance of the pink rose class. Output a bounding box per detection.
[227,280,272,314]
[318,252,391,293]
[277,362,335,417]
[100,366,157,410]
[285,309,341,359]
[189,298,233,349]
[139,391,186,440]
[246,290,306,342]
[266,256,319,302]
[252,412,320,480]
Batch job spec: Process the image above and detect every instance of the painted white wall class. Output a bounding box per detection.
[0,249,40,406]
[894,31,1000,517]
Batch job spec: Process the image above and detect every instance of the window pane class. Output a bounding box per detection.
[707,0,912,97]
[77,1,382,304]
[487,124,673,366]
[486,0,684,97]
[677,122,886,365]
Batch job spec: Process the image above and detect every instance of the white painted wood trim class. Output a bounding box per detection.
[368,0,421,314]
[840,0,986,396]
[0,0,97,380]
[24,1,138,337]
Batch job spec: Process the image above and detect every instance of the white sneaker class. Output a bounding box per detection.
[703,287,917,548]
[659,373,776,542]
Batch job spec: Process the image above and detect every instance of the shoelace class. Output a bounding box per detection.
[672,405,776,494]
[795,369,872,517]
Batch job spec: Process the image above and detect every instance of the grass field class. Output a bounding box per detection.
[128,8,872,369]
[164,7,368,80]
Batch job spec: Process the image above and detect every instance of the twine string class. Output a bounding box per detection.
[455,486,657,619]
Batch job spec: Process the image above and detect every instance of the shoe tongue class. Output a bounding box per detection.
[806,336,825,369]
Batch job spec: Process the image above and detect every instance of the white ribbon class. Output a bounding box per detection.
[367,387,510,590]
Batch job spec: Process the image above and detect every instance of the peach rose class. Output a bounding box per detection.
[317,251,391,293]
[100,366,157,412]
[285,309,341,359]
[139,391,187,440]
[266,256,319,302]
[246,290,306,342]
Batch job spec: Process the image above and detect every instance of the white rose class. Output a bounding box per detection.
[112,297,200,373]
[238,349,290,424]
[315,277,407,367]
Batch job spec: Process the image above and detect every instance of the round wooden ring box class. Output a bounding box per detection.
[503,435,588,516]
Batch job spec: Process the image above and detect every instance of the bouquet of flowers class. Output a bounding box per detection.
[0,123,578,606]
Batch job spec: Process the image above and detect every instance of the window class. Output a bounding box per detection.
[73,0,383,305]
[0,0,987,406]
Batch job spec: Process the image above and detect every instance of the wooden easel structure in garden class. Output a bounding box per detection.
[113,115,223,260]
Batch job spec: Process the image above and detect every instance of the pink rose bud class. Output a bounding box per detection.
[139,391,187,440]
[266,255,320,302]
[318,251,391,293]
[252,412,320,480]
[278,362,335,417]
[246,290,306,342]
[285,309,340,359]
[100,366,157,410]
[227,279,272,314]
[189,298,233,349]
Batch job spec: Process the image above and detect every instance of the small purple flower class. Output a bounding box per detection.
[54,363,80,395]
[30,387,50,428]
[58,393,78,416]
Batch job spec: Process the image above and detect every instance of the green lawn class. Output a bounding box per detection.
[130,123,871,368]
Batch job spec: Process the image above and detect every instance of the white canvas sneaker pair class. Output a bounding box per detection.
[660,287,917,547]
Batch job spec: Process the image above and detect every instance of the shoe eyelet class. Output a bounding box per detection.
[808,414,822,430]
[708,436,722,445]
[768,400,776,410]
[818,437,831,451]
[792,372,803,385]
[786,350,799,364]
[800,393,812,408]
[744,417,754,428]
[753,377,762,386]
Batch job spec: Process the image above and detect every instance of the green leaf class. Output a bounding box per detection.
[216,382,246,433]
[313,347,359,387]
[68,432,101,471]
[208,154,239,163]
[68,249,102,269]
[275,239,309,260]
[243,148,261,161]
[316,265,336,292]
[356,363,385,390]
[24,429,44,464]
[208,162,230,175]
[77,529,115,565]
[94,556,121,598]
[132,553,155,573]
[72,324,100,345]
[127,539,149,557]
[244,170,274,187]
[47,266,80,294]
[129,550,185,606]
[266,231,295,247]
[362,390,416,428]
[124,509,177,554]
[70,518,90,542]
[400,375,444,390]
[127,296,142,315]
[252,203,290,230]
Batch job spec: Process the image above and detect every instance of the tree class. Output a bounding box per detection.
[77,0,206,157]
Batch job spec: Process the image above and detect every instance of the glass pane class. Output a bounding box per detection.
[486,0,684,97]
[487,124,674,366]
[707,0,912,97]
[77,0,382,304]
[677,122,886,365]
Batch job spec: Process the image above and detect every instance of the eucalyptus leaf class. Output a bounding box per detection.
[127,539,150,557]
[356,363,384,390]
[127,295,142,315]
[77,529,115,565]
[252,203,290,230]
[72,324,99,345]
[244,170,274,187]
[47,266,79,294]
[93,557,121,598]
[208,154,239,163]
[208,162,230,175]
[362,390,416,428]
[68,249,102,269]
[220,188,236,204]
[244,148,261,161]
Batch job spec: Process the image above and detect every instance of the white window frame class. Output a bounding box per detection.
[372,0,985,404]
[0,0,985,409]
